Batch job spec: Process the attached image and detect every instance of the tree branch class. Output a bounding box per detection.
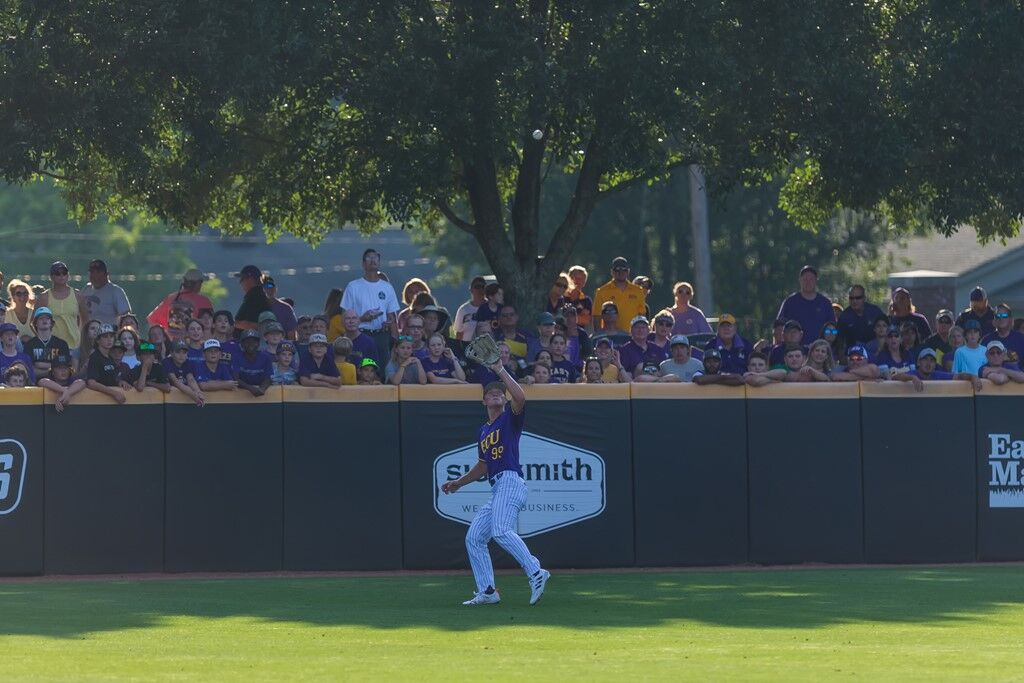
[435,199,476,235]
[37,169,73,182]
[595,159,693,201]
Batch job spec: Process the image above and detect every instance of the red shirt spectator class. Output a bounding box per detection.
[147,269,214,329]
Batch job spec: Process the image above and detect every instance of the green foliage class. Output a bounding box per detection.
[2,2,1022,312]
[0,181,226,317]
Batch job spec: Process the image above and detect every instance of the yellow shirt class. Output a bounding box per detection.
[4,308,34,341]
[601,363,621,383]
[45,288,81,348]
[327,314,344,342]
[591,281,647,332]
[335,360,357,385]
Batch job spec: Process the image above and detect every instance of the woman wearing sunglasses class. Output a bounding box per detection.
[647,309,676,355]
[819,320,846,365]
[35,261,89,352]
[4,278,35,344]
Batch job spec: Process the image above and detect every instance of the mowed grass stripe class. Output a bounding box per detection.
[1,567,1023,681]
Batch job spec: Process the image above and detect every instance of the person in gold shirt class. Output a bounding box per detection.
[590,257,646,333]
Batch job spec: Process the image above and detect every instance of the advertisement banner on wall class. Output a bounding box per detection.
[976,386,1024,560]
[401,384,633,570]
[0,391,44,575]
[432,431,606,536]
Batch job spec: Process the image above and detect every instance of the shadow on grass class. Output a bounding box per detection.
[1,566,1023,637]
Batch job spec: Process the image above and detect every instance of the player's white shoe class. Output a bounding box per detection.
[462,590,500,606]
[529,569,551,605]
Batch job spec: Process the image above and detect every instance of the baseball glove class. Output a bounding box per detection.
[465,333,501,366]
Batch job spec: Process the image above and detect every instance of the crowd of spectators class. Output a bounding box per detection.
[3,252,1024,407]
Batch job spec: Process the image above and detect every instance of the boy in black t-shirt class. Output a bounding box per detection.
[86,323,129,404]
[131,342,171,393]
[24,307,71,379]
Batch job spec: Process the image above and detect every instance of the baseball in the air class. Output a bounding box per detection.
[532,129,544,140]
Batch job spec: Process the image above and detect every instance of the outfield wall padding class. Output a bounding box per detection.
[746,383,864,564]
[43,389,165,574]
[631,383,748,566]
[164,389,283,572]
[281,386,403,570]
[0,389,44,576]
[860,381,976,563]
[4,381,1024,574]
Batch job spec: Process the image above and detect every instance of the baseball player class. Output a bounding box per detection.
[441,360,551,606]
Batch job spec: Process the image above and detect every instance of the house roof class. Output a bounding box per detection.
[886,227,1024,276]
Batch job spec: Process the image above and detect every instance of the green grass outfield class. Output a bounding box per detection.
[3,566,1023,681]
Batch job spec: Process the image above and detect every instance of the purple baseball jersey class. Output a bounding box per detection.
[478,403,526,479]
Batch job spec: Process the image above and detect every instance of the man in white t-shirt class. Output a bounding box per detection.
[455,276,487,341]
[341,248,400,360]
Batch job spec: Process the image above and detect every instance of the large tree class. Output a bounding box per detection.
[2,2,1022,314]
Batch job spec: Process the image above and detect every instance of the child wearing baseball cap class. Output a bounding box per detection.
[38,355,87,412]
[271,341,299,385]
[357,358,382,385]
[298,334,341,388]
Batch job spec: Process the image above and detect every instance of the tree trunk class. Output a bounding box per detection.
[463,130,607,327]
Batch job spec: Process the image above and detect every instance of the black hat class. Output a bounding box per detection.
[611,256,629,270]
[970,286,987,301]
[799,265,818,277]
[703,348,722,360]
[783,320,802,331]
[237,264,262,280]
[52,354,72,368]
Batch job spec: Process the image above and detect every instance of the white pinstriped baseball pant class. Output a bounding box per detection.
[465,472,541,593]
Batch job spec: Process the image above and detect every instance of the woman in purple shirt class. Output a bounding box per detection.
[669,282,712,335]
[422,333,467,384]
[874,325,916,378]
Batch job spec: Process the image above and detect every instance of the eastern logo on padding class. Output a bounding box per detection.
[433,432,606,536]
[0,439,28,515]
[988,433,1024,508]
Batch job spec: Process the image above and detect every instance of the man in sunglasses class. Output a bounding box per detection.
[831,344,882,381]
[981,303,1024,364]
[837,284,885,347]
[591,257,646,333]
[978,341,1024,385]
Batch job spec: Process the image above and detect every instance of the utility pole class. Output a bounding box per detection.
[688,165,714,313]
